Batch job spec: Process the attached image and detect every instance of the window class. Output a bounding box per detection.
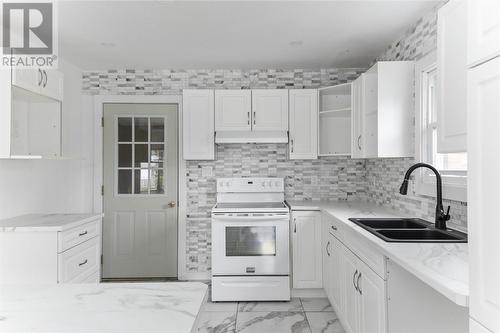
[116,116,166,195]
[415,51,467,201]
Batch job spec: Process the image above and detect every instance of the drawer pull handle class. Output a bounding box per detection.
[78,231,88,237]
[331,225,337,231]
[79,259,88,266]
[353,270,359,292]
[357,272,362,295]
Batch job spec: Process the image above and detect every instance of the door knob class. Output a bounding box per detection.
[168,201,176,208]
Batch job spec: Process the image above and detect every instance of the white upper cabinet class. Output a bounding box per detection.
[215,90,251,131]
[215,89,289,133]
[251,89,288,131]
[291,210,322,289]
[467,0,500,68]
[437,0,468,153]
[182,89,215,160]
[352,62,414,158]
[351,75,364,158]
[289,89,318,159]
[468,55,500,333]
[11,68,40,94]
[12,68,64,101]
[42,69,64,101]
[0,70,62,159]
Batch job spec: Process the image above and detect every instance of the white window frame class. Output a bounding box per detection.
[414,50,467,202]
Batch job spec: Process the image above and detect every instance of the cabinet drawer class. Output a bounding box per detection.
[322,213,343,239]
[58,219,100,253]
[58,237,100,283]
[343,228,386,279]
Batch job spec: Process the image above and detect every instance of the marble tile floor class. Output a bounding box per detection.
[193,296,345,333]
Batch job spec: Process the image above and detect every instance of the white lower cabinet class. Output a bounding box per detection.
[291,210,322,289]
[0,218,102,284]
[321,212,387,333]
[357,259,387,333]
[342,245,360,333]
[323,229,342,314]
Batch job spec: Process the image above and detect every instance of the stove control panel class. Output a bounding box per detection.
[217,178,284,193]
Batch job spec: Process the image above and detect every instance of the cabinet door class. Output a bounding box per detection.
[329,233,343,314]
[351,76,364,158]
[215,90,251,131]
[322,217,332,299]
[467,0,500,67]
[12,68,41,94]
[341,245,359,333]
[289,89,318,159]
[292,211,322,289]
[358,261,387,333]
[251,89,288,131]
[182,89,215,160]
[468,56,500,333]
[362,73,378,158]
[41,69,64,101]
[437,0,467,153]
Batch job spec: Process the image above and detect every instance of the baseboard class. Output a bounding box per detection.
[291,288,326,298]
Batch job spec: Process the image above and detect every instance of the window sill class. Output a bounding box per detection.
[415,180,467,202]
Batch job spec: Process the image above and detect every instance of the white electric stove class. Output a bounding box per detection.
[211,177,291,302]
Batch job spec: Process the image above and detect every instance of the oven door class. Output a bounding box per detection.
[211,213,290,276]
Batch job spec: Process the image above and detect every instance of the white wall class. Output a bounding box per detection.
[0,59,93,219]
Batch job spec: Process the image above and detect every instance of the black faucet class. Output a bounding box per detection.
[399,163,450,230]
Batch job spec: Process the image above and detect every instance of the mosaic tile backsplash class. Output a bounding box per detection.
[82,67,367,273]
[82,4,467,275]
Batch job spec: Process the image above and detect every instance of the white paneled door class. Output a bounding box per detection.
[103,103,178,278]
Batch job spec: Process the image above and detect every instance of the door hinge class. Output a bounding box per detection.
[101,185,104,196]
[101,117,104,127]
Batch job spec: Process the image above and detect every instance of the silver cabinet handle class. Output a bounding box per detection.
[78,259,88,266]
[326,241,331,256]
[353,270,359,292]
[357,135,362,150]
[42,70,47,87]
[253,111,256,125]
[357,272,362,295]
[331,225,337,231]
[290,139,294,153]
[78,230,88,237]
[38,69,43,86]
[294,218,297,233]
[247,111,250,125]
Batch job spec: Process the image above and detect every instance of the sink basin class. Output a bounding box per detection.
[348,217,467,243]
[377,229,467,242]
[349,218,427,229]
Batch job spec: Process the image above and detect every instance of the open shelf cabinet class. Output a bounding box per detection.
[318,83,352,156]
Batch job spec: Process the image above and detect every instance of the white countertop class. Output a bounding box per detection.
[0,282,208,333]
[287,200,469,307]
[0,213,103,232]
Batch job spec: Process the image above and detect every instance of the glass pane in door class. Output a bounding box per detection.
[115,116,166,195]
[225,226,276,256]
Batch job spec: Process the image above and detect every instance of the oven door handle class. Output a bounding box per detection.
[212,215,289,222]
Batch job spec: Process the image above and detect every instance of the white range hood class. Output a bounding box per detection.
[215,131,289,144]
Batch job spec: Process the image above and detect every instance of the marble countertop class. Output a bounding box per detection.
[0,282,208,333]
[0,213,104,232]
[286,200,469,307]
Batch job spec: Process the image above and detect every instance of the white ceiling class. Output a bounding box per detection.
[58,1,442,70]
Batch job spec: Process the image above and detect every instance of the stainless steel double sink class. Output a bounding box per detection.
[348,218,467,243]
